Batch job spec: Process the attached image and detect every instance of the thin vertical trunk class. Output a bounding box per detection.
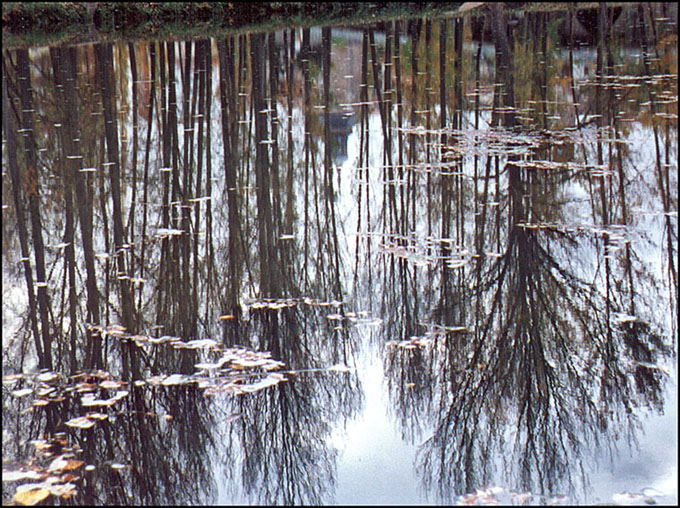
[439,19,452,304]
[492,4,521,226]
[284,29,295,234]
[408,19,421,232]
[302,28,311,289]
[16,49,53,370]
[204,38,214,323]
[383,23,396,232]
[127,42,139,280]
[193,39,208,337]
[322,26,342,298]
[251,32,275,297]
[596,3,609,226]
[139,42,157,303]
[425,20,433,252]
[218,37,243,316]
[473,17,484,247]
[268,33,282,236]
[94,42,138,378]
[454,18,464,248]
[394,20,406,236]
[50,47,79,373]
[51,46,103,368]
[3,55,43,368]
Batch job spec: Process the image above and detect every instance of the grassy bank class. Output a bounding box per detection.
[2,2,465,48]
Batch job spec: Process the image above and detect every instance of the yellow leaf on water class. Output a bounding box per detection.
[14,486,51,505]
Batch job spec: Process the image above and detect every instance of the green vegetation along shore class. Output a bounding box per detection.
[2,2,467,48]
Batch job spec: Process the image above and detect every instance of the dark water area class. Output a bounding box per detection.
[2,3,677,505]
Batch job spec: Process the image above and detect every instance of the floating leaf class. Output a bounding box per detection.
[28,440,52,451]
[236,373,287,394]
[64,417,95,429]
[81,395,115,407]
[156,228,184,238]
[49,483,77,498]
[99,380,125,390]
[614,312,638,323]
[14,485,51,505]
[161,374,189,386]
[47,457,83,473]
[75,382,97,392]
[184,338,219,349]
[3,373,25,384]
[145,375,167,385]
[47,457,68,472]
[3,470,43,482]
[147,335,178,344]
[113,390,128,400]
[37,372,59,383]
[86,413,108,421]
[195,357,230,371]
[328,364,353,373]
[546,494,569,505]
[510,492,532,504]
[631,361,670,374]
[11,388,33,398]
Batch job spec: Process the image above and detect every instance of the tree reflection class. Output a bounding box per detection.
[2,4,676,506]
[378,5,675,502]
[215,303,362,504]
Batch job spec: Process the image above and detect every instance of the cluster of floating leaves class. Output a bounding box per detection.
[372,220,636,270]
[372,231,475,269]
[237,298,383,330]
[458,485,665,506]
[454,486,569,505]
[241,296,345,311]
[2,326,295,504]
[2,316,361,504]
[2,430,87,505]
[2,428,132,505]
[611,488,667,505]
[387,323,467,350]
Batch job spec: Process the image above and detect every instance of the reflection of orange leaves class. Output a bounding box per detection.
[658,33,677,51]
[23,167,39,197]
[62,460,84,472]
[659,48,678,75]
[47,456,84,473]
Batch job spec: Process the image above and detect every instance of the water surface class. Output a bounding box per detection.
[2,4,677,505]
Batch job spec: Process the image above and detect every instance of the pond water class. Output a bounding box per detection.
[2,4,678,505]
